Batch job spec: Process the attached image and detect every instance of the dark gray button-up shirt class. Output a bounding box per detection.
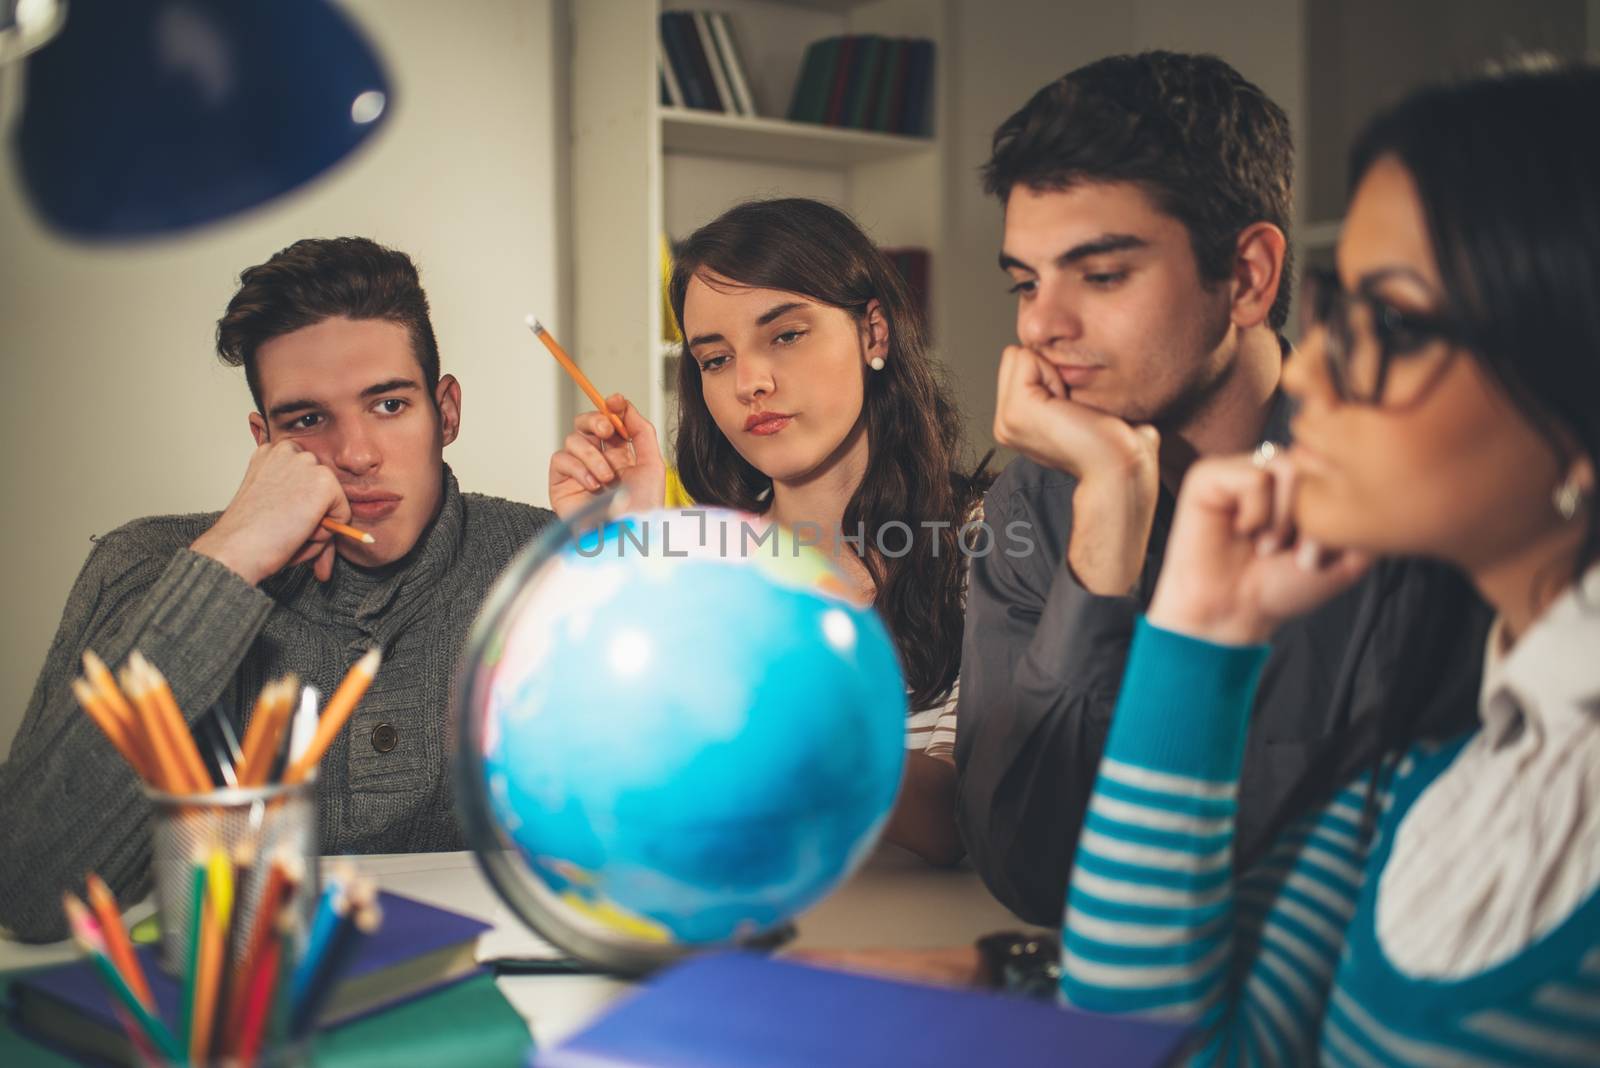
[954,395,1490,925]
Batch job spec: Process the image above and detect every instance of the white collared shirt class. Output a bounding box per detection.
[1376,563,1600,978]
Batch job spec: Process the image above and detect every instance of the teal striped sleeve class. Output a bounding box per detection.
[1099,619,1270,781]
[1060,619,1269,1042]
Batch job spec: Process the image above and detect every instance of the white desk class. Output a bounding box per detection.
[2,846,1021,1052]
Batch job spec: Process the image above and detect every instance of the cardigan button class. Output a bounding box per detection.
[371,723,398,753]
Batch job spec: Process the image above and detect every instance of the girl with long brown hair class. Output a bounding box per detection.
[547,198,989,864]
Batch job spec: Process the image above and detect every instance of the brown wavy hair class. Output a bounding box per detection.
[216,237,439,413]
[669,198,989,711]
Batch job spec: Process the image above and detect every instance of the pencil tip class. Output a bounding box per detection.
[359,647,383,673]
[525,314,543,333]
[361,532,376,544]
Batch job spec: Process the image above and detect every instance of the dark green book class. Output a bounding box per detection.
[799,37,843,124]
[847,36,887,129]
[3,969,529,1067]
[871,40,908,132]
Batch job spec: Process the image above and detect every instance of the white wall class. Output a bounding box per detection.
[0,0,568,754]
[937,0,1306,462]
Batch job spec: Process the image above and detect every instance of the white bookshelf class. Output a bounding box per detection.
[568,0,948,440]
[661,107,936,166]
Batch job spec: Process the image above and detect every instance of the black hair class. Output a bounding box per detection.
[983,51,1295,330]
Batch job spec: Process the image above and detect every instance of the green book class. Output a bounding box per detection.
[799,37,843,124]
[787,39,823,121]
[872,40,908,132]
[847,36,887,129]
[2,968,530,1067]
[316,973,530,1068]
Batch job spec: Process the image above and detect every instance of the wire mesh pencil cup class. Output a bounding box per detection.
[144,779,319,977]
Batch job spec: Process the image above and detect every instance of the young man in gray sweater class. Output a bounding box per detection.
[0,237,556,942]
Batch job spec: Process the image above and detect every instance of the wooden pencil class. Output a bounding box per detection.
[290,878,372,1036]
[222,853,302,1053]
[284,649,382,784]
[85,874,154,1012]
[63,893,184,1064]
[70,679,154,784]
[82,651,159,784]
[236,901,300,1068]
[119,664,192,794]
[526,315,632,441]
[178,855,207,1051]
[132,653,212,793]
[236,905,297,1068]
[239,678,296,787]
[321,517,376,544]
[189,848,234,1061]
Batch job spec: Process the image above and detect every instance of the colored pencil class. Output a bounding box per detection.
[190,848,235,1060]
[236,905,297,1068]
[283,649,382,784]
[85,874,154,1012]
[82,651,160,786]
[526,314,632,441]
[222,853,302,1053]
[291,877,374,1036]
[132,653,212,793]
[321,517,376,544]
[291,874,348,1012]
[63,893,184,1064]
[119,663,191,794]
[239,677,296,787]
[70,678,153,783]
[179,854,207,1050]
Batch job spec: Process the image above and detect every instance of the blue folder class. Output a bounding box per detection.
[534,951,1189,1067]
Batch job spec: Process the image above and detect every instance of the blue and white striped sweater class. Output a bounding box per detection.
[1062,620,1600,1065]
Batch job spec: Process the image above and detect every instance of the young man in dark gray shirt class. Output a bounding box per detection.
[0,237,555,941]
[955,52,1489,930]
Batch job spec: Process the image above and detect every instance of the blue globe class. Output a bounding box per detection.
[455,507,907,973]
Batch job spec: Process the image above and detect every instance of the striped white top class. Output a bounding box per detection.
[905,680,958,762]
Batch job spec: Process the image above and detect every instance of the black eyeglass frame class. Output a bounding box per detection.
[1300,267,1473,408]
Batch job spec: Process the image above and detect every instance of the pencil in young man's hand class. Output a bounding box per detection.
[320,517,375,544]
[283,648,382,784]
[525,314,632,442]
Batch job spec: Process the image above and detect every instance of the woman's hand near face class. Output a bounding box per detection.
[1147,455,1373,646]
[547,394,666,519]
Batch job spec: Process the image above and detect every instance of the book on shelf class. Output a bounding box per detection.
[824,35,858,125]
[692,13,735,116]
[658,36,685,108]
[708,12,756,117]
[786,34,936,136]
[660,12,720,112]
[883,247,931,336]
[658,10,757,118]
[789,36,841,124]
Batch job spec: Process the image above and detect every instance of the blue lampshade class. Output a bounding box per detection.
[14,0,391,239]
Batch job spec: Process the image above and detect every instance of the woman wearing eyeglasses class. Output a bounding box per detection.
[1060,62,1600,1063]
